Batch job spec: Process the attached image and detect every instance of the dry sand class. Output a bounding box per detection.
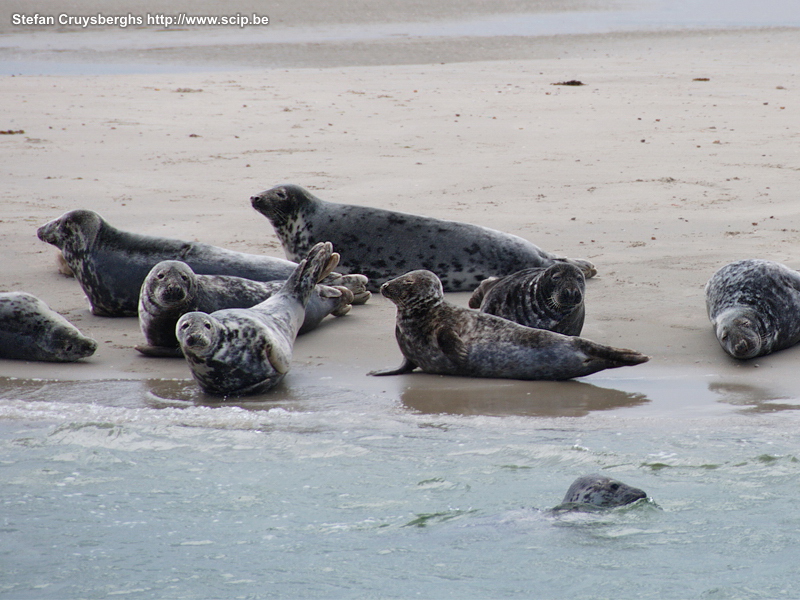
[2,25,799,407]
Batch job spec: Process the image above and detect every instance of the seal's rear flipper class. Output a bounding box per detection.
[135,344,184,358]
[368,357,418,376]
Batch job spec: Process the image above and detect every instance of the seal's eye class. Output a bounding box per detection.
[204,322,212,330]
[157,273,165,280]
[276,189,288,200]
[609,483,620,491]
[181,275,188,283]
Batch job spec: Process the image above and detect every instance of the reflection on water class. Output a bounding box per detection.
[708,381,800,414]
[401,376,649,417]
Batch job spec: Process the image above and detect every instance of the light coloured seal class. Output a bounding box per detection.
[468,262,586,335]
[554,474,648,510]
[250,184,597,292]
[369,270,648,380]
[136,260,355,357]
[36,209,369,317]
[705,259,800,359]
[176,242,337,396]
[0,292,97,362]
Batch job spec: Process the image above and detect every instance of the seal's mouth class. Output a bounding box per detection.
[36,222,56,244]
[159,285,187,305]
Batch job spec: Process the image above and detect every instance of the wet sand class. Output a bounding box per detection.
[2,17,800,411]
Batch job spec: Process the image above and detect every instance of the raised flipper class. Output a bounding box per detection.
[467,276,500,309]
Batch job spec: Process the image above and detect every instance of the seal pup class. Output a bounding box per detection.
[36,209,369,317]
[0,292,97,362]
[370,271,649,380]
[176,242,337,396]
[552,474,648,512]
[468,262,586,335]
[369,270,648,380]
[705,259,800,359]
[136,260,355,357]
[250,184,596,292]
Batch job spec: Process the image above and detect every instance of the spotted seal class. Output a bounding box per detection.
[468,262,586,335]
[0,292,97,362]
[250,184,597,292]
[136,260,355,357]
[554,474,648,511]
[705,259,800,359]
[36,209,369,317]
[369,270,648,380]
[176,242,337,396]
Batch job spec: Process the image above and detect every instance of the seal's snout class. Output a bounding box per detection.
[249,194,262,209]
[161,285,186,303]
[36,223,54,243]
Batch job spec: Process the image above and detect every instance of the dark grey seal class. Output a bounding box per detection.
[136,260,355,357]
[36,209,368,317]
[176,242,337,396]
[468,262,586,335]
[552,474,648,512]
[0,292,97,362]
[369,270,648,380]
[250,184,596,292]
[705,259,800,359]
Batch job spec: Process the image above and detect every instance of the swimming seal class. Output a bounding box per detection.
[705,259,800,359]
[136,260,355,357]
[369,270,648,380]
[0,292,97,362]
[176,242,338,396]
[468,262,586,335]
[250,184,596,292]
[554,474,647,510]
[36,209,369,317]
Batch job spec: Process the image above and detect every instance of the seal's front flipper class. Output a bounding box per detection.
[368,357,417,376]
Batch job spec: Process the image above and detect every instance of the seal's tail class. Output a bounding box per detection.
[556,257,597,279]
[282,242,336,306]
[577,338,649,370]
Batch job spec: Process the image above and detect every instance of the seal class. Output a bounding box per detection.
[369,270,648,380]
[468,262,586,335]
[136,259,355,357]
[0,292,97,362]
[176,242,338,396]
[250,184,597,292]
[555,474,647,510]
[36,209,369,317]
[705,259,800,359]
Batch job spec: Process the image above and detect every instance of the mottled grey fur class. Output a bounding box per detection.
[0,292,96,362]
[37,209,367,317]
[558,474,647,508]
[250,184,596,292]
[469,262,585,335]
[137,260,356,357]
[176,242,336,396]
[369,270,648,380]
[705,259,800,359]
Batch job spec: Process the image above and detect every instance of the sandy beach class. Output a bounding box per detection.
[1,14,800,405]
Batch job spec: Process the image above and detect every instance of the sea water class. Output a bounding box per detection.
[2,365,800,599]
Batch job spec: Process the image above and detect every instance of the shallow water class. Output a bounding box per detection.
[2,369,800,599]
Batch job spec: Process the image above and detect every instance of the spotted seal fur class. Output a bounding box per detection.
[36,209,369,317]
[0,292,97,362]
[250,184,596,292]
[554,474,648,510]
[369,270,648,380]
[705,259,800,359]
[136,260,355,357]
[468,262,586,335]
[176,242,338,396]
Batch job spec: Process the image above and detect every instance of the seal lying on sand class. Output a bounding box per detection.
[177,242,338,396]
[468,262,586,335]
[369,270,648,380]
[37,209,369,317]
[552,474,648,511]
[705,259,800,359]
[0,292,97,362]
[250,184,596,292]
[136,260,355,357]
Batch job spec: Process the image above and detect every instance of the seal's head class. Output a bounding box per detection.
[561,474,647,508]
[37,209,104,255]
[541,262,585,312]
[143,261,197,311]
[714,308,765,359]
[250,184,318,228]
[176,312,221,359]
[45,325,98,362]
[380,270,444,312]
